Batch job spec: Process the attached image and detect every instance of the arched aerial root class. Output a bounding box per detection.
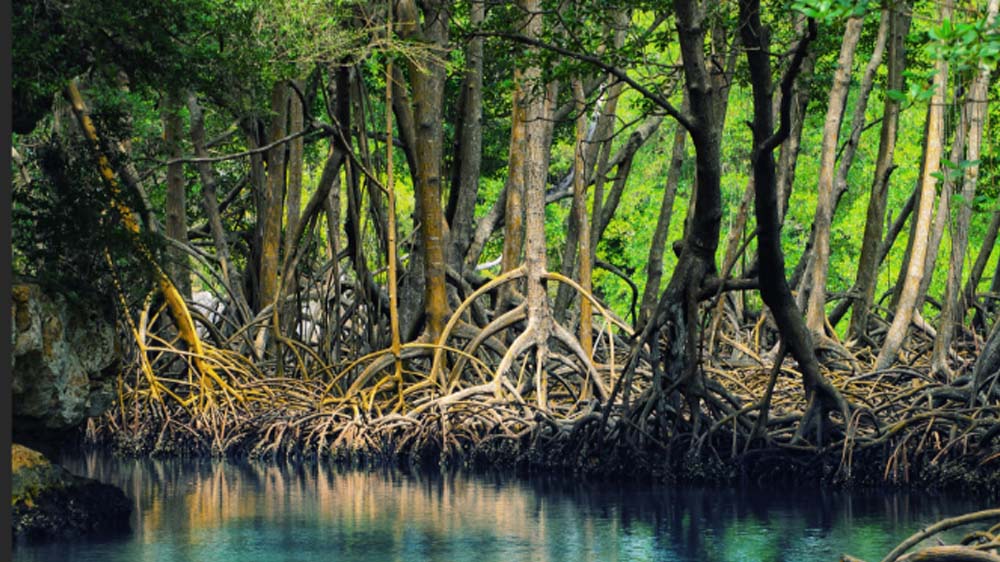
[97,273,998,487]
[841,509,1000,562]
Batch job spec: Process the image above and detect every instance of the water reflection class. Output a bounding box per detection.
[14,453,993,562]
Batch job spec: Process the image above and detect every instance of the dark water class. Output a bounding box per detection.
[14,453,996,562]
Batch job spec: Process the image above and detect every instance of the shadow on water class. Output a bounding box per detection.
[13,451,995,562]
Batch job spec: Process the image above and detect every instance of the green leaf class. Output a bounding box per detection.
[886,89,907,102]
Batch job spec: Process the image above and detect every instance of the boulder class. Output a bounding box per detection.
[11,282,119,448]
[12,444,131,541]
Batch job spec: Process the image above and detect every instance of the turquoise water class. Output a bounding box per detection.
[14,453,995,562]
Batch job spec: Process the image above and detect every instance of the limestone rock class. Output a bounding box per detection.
[11,282,119,443]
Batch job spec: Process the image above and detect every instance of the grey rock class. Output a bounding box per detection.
[11,282,119,442]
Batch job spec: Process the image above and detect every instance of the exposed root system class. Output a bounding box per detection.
[91,281,1000,494]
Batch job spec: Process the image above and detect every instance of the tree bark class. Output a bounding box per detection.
[964,210,1000,330]
[187,93,250,322]
[914,98,969,313]
[446,0,484,270]
[571,79,593,356]
[163,93,191,297]
[934,0,1000,374]
[404,0,451,340]
[259,82,289,312]
[776,42,814,222]
[804,10,865,336]
[875,0,951,371]
[638,122,687,327]
[643,0,726,435]
[739,7,847,439]
[848,5,912,340]
[284,80,304,260]
[500,71,527,284]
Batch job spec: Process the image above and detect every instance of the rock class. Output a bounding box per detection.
[11,282,119,448]
[11,444,131,541]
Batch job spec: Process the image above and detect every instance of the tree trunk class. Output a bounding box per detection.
[284,80,304,260]
[875,0,951,371]
[446,0,484,270]
[848,5,912,340]
[571,79,593,356]
[245,118,267,310]
[500,71,527,284]
[187,93,250,322]
[739,7,847,439]
[644,0,725,435]
[259,82,289,311]
[588,84,624,265]
[816,7,890,331]
[934,0,1000,373]
[404,0,451,340]
[776,46,814,222]
[964,210,1000,330]
[804,11,865,337]
[638,122,687,327]
[914,94,970,315]
[163,94,191,297]
[971,318,1000,407]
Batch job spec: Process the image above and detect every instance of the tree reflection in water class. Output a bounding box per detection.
[14,452,991,562]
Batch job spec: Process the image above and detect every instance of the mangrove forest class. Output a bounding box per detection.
[9,0,1000,558]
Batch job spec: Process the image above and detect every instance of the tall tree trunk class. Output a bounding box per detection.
[489,0,564,406]
[776,43,814,222]
[523,68,558,405]
[833,8,890,204]
[933,0,1000,374]
[66,80,233,401]
[571,79,593,356]
[254,82,289,357]
[187,93,250,322]
[163,94,191,297]
[804,10,865,336]
[390,64,427,339]
[848,5,912,340]
[500,72,527,284]
[446,0,484,270]
[282,80,305,339]
[553,88,645,319]
[403,0,451,340]
[644,0,725,435]
[323,65,351,361]
[639,122,687,327]
[284,80,304,260]
[588,84,625,264]
[875,0,951,371]
[259,82,289,311]
[823,7,890,330]
[914,98,968,311]
[739,7,848,439]
[245,118,267,310]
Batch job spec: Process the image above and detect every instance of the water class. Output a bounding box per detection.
[14,453,996,562]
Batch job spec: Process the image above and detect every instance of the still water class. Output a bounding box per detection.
[15,453,996,562]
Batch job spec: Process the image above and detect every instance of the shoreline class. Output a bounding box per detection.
[75,418,1000,499]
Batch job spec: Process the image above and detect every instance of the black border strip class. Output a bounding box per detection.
[3,0,14,556]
